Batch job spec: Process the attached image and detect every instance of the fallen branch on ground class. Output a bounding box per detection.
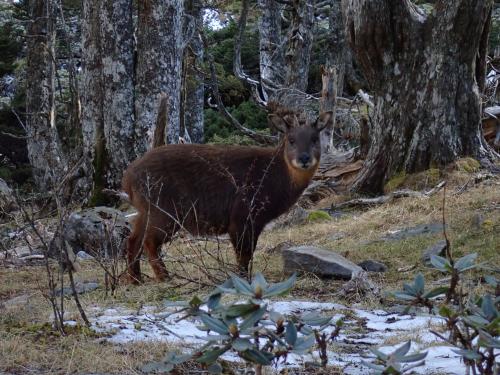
[332,181,446,210]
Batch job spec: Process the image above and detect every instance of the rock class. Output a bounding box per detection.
[54,281,99,297]
[340,271,380,298]
[328,232,346,241]
[0,178,16,213]
[471,213,485,229]
[382,222,444,241]
[282,246,363,279]
[268,241,294,254]
[358,260,388,273]
[269,205,309,229]
[421,240,447,265]
[2,293,30,308]
[12,245,31,257]
[18,254,44,261]
[50,207,130,261]
[76,251,95,260]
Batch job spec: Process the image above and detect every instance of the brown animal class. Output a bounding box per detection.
[122,110,332,283]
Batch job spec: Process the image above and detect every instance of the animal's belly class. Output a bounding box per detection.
[172,199,231,236]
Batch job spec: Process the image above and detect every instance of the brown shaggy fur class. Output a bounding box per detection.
[122,111,332,283]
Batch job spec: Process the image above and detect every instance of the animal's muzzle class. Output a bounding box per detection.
[298,153,311,168]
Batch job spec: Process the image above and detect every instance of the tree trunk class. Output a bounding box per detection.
[81,0,135,202]
[344,0,498,194]
[25,0,66,191]
[319,66,337,153]
[181,0,204,143]
[327,0,346,95]
[257,0,315,109]
[135,0,184,154]
[284,0,315,91]
[258,0,285,92]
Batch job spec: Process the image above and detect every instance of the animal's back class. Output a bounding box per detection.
[122,144,281,234]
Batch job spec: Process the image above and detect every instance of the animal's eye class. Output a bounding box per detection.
[289,138,295,145]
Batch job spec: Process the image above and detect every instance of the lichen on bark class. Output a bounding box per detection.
[344,0,499,194]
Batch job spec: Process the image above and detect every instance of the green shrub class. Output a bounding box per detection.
[142,273,342,373]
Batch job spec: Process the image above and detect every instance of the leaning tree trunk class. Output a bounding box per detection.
[25,0,66,191]
[327,0,346,95]
[181,0,204,143]
[344,0,498,194]
[135,0,184,154]
[81,0,135,203]
[258,0,285,94]
[254,0,317,115]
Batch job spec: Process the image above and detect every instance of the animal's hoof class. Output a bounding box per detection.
[120,272,143,285]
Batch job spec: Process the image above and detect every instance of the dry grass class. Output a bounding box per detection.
[0,172,498,374]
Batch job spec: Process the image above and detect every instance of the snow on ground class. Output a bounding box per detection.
[86,301,469,374]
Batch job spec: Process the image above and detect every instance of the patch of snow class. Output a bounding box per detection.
[203,9,227,31]
[86,301,477,374]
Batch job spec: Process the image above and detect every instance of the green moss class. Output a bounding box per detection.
[455,157,481,173]
[384,172,407,193]
[307,210,332,223]
[389,168,442,192]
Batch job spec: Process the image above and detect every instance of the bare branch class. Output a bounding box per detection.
[233,0,268,105]
[201,30,277,145]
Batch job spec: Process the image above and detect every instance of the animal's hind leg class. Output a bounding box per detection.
[144,225,177,282]
[126,214,146,284]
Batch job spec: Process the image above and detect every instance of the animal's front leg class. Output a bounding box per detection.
[228,220,263,278]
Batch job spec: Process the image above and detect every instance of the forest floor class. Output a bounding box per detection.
[0,168,498,374]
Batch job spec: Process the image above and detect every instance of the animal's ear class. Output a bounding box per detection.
[268,114,290,133]
[314,111,334,131]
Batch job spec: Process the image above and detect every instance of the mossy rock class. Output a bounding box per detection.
[384,172,407,193]
[454,157,481,173]
[307,210,331,222]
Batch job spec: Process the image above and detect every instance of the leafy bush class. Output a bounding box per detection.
[204,100,268,143]
[362,340,427,374]
[387,243,500,375]
[142,273,342,374]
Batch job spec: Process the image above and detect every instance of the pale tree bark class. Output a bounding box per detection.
[81,0,135,202]
[181,0,204,144]
[258,0,285,92]
[326,0,345,94]
[256,0,316,109]
[319,66,337,153]
[135,0,184,154]
[26,0,66,191]
[344,0,499,194]
[283,0,316,94]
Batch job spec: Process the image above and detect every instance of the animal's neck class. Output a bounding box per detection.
[285,158,318,191]
[276,142,318,193]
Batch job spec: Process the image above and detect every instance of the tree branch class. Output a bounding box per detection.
[233,0,268,105]
[201,30,277,145]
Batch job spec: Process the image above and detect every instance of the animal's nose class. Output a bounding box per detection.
[298,153,310,165]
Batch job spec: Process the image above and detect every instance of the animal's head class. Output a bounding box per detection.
[269,111,333,171]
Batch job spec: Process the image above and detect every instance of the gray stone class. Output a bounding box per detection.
[270,205,309,229]
[12,245,31,257]
[282,246,363,279]
[421,240,448,265]
[50,206,130,260]
[0,178,16,213]
[76,250,95,260]
[329,232,346,241]
[382,222,444,241]
[472,213,485,229]
[358,260,388,273]
[54,281,100,297]
[3,293,30,308]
